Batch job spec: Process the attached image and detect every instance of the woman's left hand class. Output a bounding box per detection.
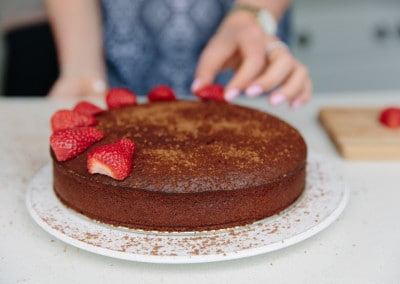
[193,10,312,108]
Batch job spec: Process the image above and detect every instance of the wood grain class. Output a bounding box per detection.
[319,107,400,160]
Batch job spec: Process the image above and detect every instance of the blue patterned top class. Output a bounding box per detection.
[101,0,289,96]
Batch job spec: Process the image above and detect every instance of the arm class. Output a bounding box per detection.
[236,0,290,20]
[45,0,106,99]
[193,0,312,108]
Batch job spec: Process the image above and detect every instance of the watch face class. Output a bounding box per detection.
[257,10,277,35]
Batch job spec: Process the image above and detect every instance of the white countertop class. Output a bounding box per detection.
[1,91,400,284]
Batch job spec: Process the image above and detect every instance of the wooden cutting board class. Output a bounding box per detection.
[319,107,400,160]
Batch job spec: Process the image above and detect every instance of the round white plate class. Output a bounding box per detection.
[26,151,348,264]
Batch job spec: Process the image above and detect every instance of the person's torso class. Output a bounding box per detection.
[101,0,234,96]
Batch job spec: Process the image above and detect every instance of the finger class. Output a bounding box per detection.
[220,50,241,71]
[224,37,266,100]
[245,50,295,98]
[289,78,313,109]
[192,35,236,92]
[268,62,309,106]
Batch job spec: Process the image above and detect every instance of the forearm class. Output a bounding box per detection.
[234,0,291,21]
[219,0,291,35]
[45,0,105,77]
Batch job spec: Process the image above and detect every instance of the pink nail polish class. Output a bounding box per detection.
[191,78,201,92]
[224,88,240,101]
[291,99,303,109]
[269,93,286,105]
[245,85,263,97]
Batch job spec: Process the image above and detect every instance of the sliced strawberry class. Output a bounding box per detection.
[51,110,98,132]
[73,101,104,116]
[194,84,225,102]
[87,138,136,180]
[106,88,137,109]
[148,85,177,102]
[50,127,104,161]
[379,107,400,128]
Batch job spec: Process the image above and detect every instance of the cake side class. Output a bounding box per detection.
[53,159,306,231]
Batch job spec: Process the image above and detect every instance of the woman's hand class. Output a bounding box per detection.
[193,10,312,108]
[48,71,107,99]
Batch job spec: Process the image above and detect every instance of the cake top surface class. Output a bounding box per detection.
[55,100,307,193]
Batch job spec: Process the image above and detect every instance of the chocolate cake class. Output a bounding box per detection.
[51,100,307,232]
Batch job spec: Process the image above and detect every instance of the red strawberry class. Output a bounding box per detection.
[106,88,137,109]
[148,85,177,102]
[87,138,136,180]
[50,127,104,161]
[379,107,400,128]
[51,110,98,132]
[194,84,225,102]
[73,101,104,116]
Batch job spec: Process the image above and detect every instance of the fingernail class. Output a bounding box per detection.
[290,99,303,109]
[269,93,286,105]
[191,78,201,92]
[224,88,240,101]
[245,85,263,97]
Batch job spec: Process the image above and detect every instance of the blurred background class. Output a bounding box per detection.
[291,0,400,93]
[1,0,400,96]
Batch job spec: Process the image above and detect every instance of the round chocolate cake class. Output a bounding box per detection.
[52,100,307,232]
